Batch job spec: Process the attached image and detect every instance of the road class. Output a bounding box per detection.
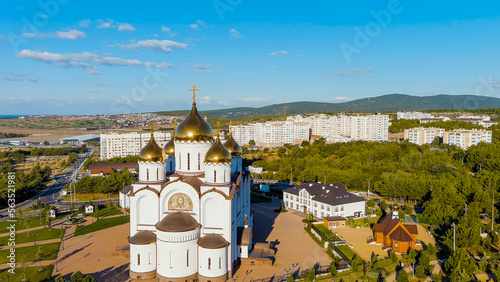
[0,150,92,217]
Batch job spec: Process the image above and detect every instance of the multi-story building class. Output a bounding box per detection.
[419,116,450,123]
[100,132,171,160]
[283,183,366,219]
[231,119,310,148]
[443,129,492,149]
[404,127,445,145]
[397,111,433,120]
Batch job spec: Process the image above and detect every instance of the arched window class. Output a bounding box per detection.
[224,170,226,182]
[214,171,217,183]
[146,169,149,181]
[208,258,211,270]
[149,252,151,265]
[178,153,181,169]
[169,161,172,171]
[187,153,190,170]
[198,153,201,170]
[219,257,222,269]
[137,254,140,265]
[157,168,159,180]
[187,249,189,267]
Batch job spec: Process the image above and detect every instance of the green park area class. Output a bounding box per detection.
[0,242,60,263]
[0,227,63,246]
[74,215,129,236]
[0,265,54,282]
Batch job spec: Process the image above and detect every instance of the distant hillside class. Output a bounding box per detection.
[155,94,500,118]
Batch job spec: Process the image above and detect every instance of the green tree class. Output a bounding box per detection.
[35,246,44,270]
[71,271,85,282]
[82,276,97,282]
[396,270,408,282]
[329,263,337,276]
[55,277,68,282]
[380,200,388,211]
[307,268,315,281]
[415,264,426,279]
[444,248,477,281]
[249,139,256,150]
[390,250,398,263]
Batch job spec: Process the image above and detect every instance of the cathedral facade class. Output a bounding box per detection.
[120,91,253,281]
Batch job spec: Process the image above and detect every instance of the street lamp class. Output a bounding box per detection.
[18,252,27,282]
[452,222,456,252]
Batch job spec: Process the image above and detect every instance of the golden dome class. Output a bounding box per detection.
[163,137,175,155]
[224,133,242,156]
[175,102,213,142]
[392,203,400,212]
[205,137,232,164]
[139,135,165,162]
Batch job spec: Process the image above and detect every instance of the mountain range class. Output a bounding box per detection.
[155,94,500,118]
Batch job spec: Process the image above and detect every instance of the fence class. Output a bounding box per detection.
[251,264,332,282]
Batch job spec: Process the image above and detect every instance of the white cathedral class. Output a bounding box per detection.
[119,87,253,281]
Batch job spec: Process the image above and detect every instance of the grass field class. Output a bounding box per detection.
[336,244,357,261]
[0,242,60,263]
[0,227,63,246]
[0,265,54,282]
[0,217,45,232]
[93,205,123,218]
[314,224,340,241]
[74,215,129,236]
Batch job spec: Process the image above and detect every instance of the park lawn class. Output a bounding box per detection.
[74,215,129,236]
[336,244,357,261]
[0,265,54,282]
[0,217,45,232]
[93,205,123,218]
[314,224,340,241]
[347,215,380,228]
[0,227,63,246]
[0,242,60,263]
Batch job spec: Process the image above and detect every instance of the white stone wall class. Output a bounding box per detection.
[130,243,157,274]
[175,141,213,174]
[204,163,231,185]
[156,229,199,278]
[198,246,228,278]
[138,161,166,182]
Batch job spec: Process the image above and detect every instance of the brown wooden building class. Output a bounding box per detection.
[88,163,138,176]
[323,216,347,230]
[372,204,418,253]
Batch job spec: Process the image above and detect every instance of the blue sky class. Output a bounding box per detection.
[1,0,500,115]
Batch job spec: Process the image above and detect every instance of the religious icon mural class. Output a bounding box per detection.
[168,193,193,211]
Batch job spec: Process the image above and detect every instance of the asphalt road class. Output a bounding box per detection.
[0,151,92,217]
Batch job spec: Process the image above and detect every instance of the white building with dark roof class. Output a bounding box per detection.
[283,182,366,219]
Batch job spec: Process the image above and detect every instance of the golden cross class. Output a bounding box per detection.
[188,84,200,103]
[150,120,155,134]
[216,121,221,135]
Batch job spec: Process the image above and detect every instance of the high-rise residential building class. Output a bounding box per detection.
[230,113,389,147]
[404,127,445,145]
[443,129,492,149]
[100,132,171,160]
[397,111,433,120]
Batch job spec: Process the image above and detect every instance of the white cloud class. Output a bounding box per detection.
[335,68,372,77]
[269,50,288,56]
[235,97,270,103]
[57,29,86,39]
[118,23,136,32]
[16,49,173,74]
[79,19,91,27]
[22,29,86,40]
[161,26,171,32]
[196,20,207,27]
[88,89,101,93]
[195,64,212,73]
[229,28,243,39]
[189,24,199,29]
[120,39,188,53]
[1,72,37,82]
[218,66,226,70]
[98,22,114,29]
[197,96,229,106]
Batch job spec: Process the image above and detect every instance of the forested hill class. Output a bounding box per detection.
[154,94,500,118]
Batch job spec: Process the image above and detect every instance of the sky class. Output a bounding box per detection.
[1,0,500,115]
